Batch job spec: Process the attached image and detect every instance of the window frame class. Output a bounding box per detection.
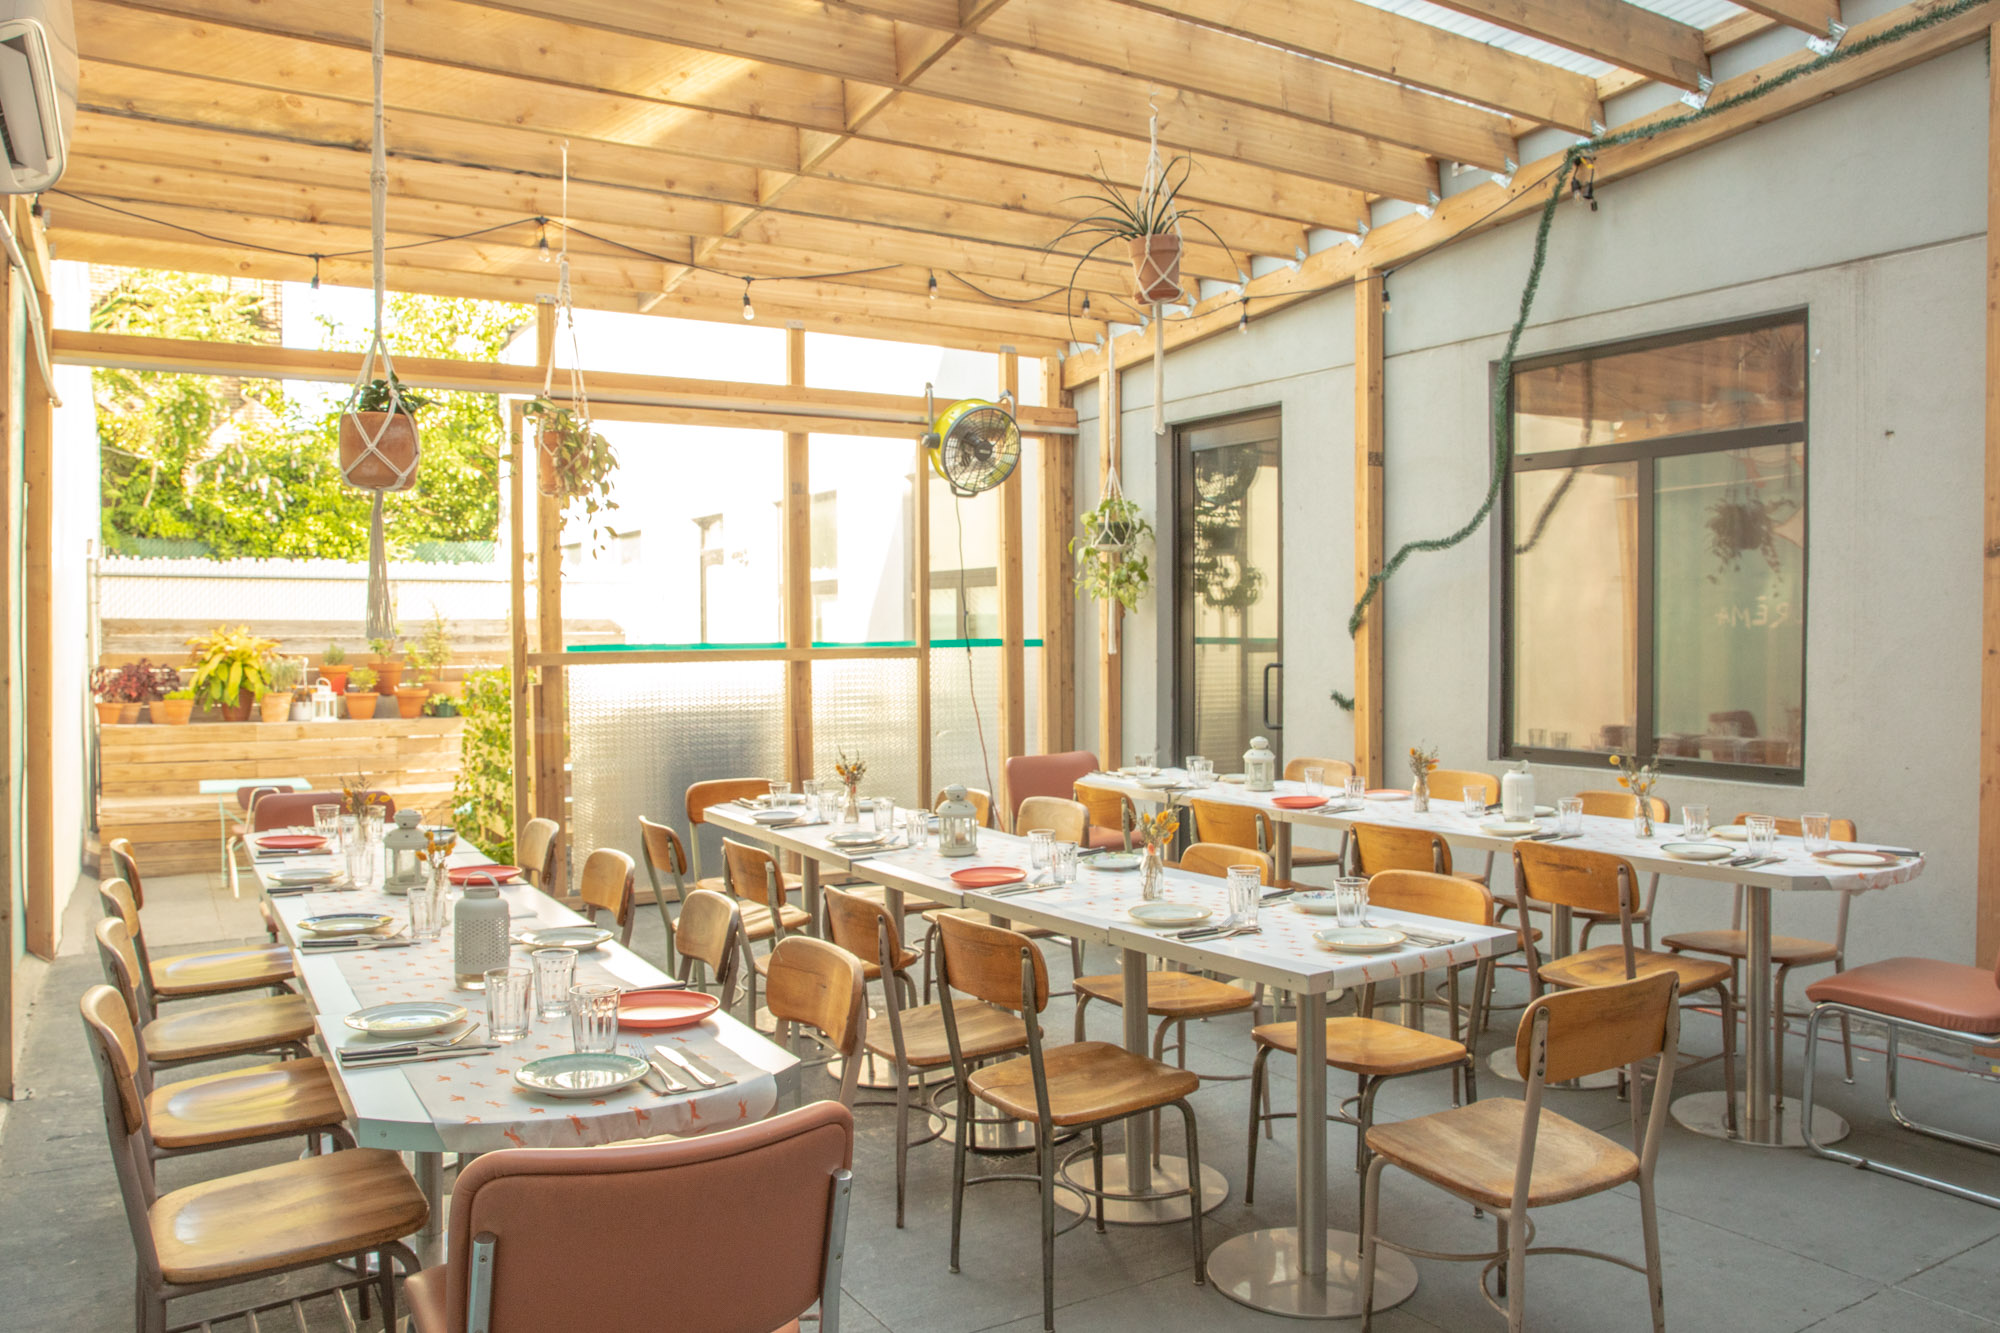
[1492,308,1810,785]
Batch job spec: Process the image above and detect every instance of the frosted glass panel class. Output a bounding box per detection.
[568,661,788,892]
[811,658,922,809]
[931,645,1004,802]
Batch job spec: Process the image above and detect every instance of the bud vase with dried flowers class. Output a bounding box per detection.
[1409,743,1439,812]
[1135,808,1180,901]
[834,749,866,826]
[1612,754,1662,837]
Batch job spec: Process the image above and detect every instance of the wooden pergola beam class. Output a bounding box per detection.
[1422,0,1710,90]
[1353,273,1387,789]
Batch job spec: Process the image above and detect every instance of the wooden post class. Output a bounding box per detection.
[915,433,933,807]
[531,303,568,896]
[784,327,815,787]
[1980,23,2000,967]
[1097,362,1123,769]
[0,242,16,1094]
[1354,271,1388,788]
[996,353,1027,819]
[23,208,53,959]
[1039,357,1076,756]
[508,401,530,857]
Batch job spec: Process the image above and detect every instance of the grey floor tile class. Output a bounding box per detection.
[971,1266,1445,1333]
[1896,1232,2000,1321]
[1803,1288,2000,1332]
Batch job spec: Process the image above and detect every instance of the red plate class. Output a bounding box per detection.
[617,988,722,1031]
[448,864,524,886]
[950,865,1027,889]
[1271,795,1329,810]
[256,833,327,850]
[1364,789,1411,801]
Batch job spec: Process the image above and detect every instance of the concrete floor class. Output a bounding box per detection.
[8,866,2000,1332]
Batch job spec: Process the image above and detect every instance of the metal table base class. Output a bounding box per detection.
[1207,1227,1418,1319]
[1054,1153,1230,1225]
[1672,1089,1849,1147]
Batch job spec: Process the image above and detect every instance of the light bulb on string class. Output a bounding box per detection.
[1080,292,1092,320]
[536,218,552,263]
[310,256,321,291]
[927,270,938,303]
[1237,298,1248,333]
[741,279,756,321]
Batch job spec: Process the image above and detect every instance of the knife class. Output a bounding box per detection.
[676,1047,732,1086]
[302,938,414,951]
[341,1042,499,1067]
[343,1024,481,1062]
[655,1044,719,1088]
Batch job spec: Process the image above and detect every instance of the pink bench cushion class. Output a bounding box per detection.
[1806,957,2000,1035]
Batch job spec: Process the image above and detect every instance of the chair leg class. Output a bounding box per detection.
[1354,1076,1383,1242]
[1833,957,1855,1082]
[1177,1100,1206,1286]
[376,1246,398,1333]
[893,1058,911,1229]
[1245,1045,1269,1205]
[1358,1156,1386,1333]
[1719,984,1739,1135]
[1039,1125,1058,1331]
[1074,993,1092,1043]
[1092,1124,1106,1233]
[1638,1176,1666,1333]
[949,1085,971,1274]
[1774,964,1792,1112]
[1506,1208,1528,1332]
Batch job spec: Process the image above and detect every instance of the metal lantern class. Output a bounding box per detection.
[383,808,428,895]
[1243,737,1277,793]
[937,785,980,858]
[309,676,342,723]
[454,882,510,988]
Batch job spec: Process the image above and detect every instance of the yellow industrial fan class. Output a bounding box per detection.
[922,384,1021,498]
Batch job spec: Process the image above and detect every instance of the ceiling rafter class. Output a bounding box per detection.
[1418,0,1711,91]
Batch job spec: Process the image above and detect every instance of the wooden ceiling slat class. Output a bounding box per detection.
[1419,0,1710,90]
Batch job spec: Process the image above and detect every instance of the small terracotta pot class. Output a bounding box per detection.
[219,690,254,723]
[1129,233,1184,304]
[119,702,142,725]
[369,659,404,694]
[260,692,295,724]
[156,698,195,725]
[319,666,351,695]
[339,412,420,492]
[538,431,566,497]
[394,686,429,719]
[95,701,123,725]
[345,691,381,720]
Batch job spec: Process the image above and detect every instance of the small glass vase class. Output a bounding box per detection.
[1139,845,1165,901]
[841,784,861,826]
[1633,803,1655,838]
[1411,777,1430,813]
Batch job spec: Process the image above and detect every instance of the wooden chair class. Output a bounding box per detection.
[1187,797,1272,858]
[638,815,690,974]
[670,889,744,1008]
[1246,872,1488,1218]
[764,935,869,1107]
[576,847,639,945]
[722,837,814,1025]
[99,877,294,1002]
[934,913,1206,1332]
[1349,823,1453,877]
[1358,972,1682,1332]
[1278,757,1350,870]
[1513,839,1738,1132]
[518,815,562,892]
[935,785,995,828]
[405,1102,854,1333]
[1426,769,1500,804]
[1015,794,1088,843]
[1073,780,1134,851]
[1564,791,1669,948]
[685,777,771,892]
[1003,750,1098,832]
[111,840,295,984]
[93,915,317,1072]
[82,986,428,1333]
[1176,842,1272,884]
[1664,812,1862,1101]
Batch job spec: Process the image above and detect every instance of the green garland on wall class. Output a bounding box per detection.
[1332,0,1989,711]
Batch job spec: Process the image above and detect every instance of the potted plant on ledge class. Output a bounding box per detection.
[260,656,301,724]
[394,650,430,719]
[367,633,404,695]
[344,665,380,719]
[92,659,178,724]
[318,643,350,695]
[185,626,280,723]
[157,688,196,726]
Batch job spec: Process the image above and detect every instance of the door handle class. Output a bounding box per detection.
[1262,662,1283,731]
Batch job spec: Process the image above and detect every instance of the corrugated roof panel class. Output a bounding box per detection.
[1357,0,1747,78]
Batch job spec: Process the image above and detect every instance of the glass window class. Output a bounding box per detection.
[1503,314,1807,778]
[807,436,916,645]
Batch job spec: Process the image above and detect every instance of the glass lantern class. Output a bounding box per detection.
[309,677,341,723]
[937,785,980,858]
[1243,736,1277,792]
[382,808,428,895]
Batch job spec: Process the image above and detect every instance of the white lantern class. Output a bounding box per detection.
[937,785,980,858]
[309,676,342,723]
[383,808,428,895]
[1243,737,1277,792]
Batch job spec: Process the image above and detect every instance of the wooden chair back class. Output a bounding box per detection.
[432,1102,854,1333]
[1577,790,1668,821]
[824,884,902,963]
[1015,795,1088,844]
[1003,750,1097,831]
[235,784,283,811]
[1518,970,1678,1086]
[1283,756,1355,785]
[519,817,562,890]
[722,838,787,914]
[1187,798,1270,854]
[107,838,144,908]
[934,787,994,827]
[1426,769,1500,804]
[638,817,688,898]
[1351,823,1452,876]
[1072,782,1133,849]
[1366,870,1493,927]
[764,937,869,1106]
[81,983,147,1137]
[93,916,158,1038]
[685,779,773,827]
[1512,839,1636,918]
[1733,812,1859,841]
[81,982,168,1287]
[672,889,742,997]
[256,790,381,832]
[97,877,153,977]
[1178,842,1273,885]
[577,848,638,942]
[935,912,1048,1015]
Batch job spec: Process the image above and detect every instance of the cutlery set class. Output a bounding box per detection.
[627,1042,727,1094]
[339,1025,494,1068]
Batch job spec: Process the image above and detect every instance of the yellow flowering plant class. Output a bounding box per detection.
[1136,808,1180,852]
[1408,744,1439,780]
[1611,752,1661,800]
[834,750,867,792]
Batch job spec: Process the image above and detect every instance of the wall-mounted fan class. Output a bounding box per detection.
[923,384,1020,498]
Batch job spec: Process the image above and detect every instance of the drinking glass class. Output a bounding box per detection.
[343,831,374,890]
[533,948,578,1020]
[1027,829,1054,875]
[1551,731,1572,750]
[1345,776,1367,803]
[768,780,789,803]
[1746,815,1777,858]
[800,778,822,805]
[1186,756,1213,789]
[569,983,621,1053]
[1226,865,1261,926]
[408,888,436,941]
[313,803,341,848]
[484,967,532,1042]
[817,787,843,822]
[1682,804,1711,841]
[1463,791,1486,820]
[1527,727,1548,747]
[1336,876,1369,929]
[362,803,385,844]
[1557,797,1584,836]
[903,809,929,849]
[1802,812,1833,853]
[1131,753,1155,777]
[1050,841,1079,887]
[870,797,895,834]
[1303,766,1324,797]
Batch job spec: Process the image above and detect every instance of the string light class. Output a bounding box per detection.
[741,279,755,321]
[1080,292,1092,319]
[927,270,937,302]
[1381,282,1392,315]
[310,255,321,290]
[536,218,551,263]
[1237,297,1248,333]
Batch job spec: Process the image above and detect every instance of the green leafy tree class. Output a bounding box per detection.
[452,665,514,863]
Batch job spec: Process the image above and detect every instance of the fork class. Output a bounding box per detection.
[627,1042,680,1093]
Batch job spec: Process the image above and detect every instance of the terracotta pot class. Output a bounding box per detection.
[369,659,404,694]
[318,665,351,695]
[95,700,123,725]
[119,702,143,725]
[394,686,429,719]
[1128,233,1184,304]
[156,698,195,725]
[338,412,420,492]
[260,692,294,724]
[429,677,462,699]
[219,690,254,723]
[345,691,381,720]
[538,431,565,497]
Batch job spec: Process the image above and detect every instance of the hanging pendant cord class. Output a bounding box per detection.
[361,0,394,641]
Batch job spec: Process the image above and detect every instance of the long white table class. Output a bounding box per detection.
[251,838,800,1261]
[1082,770,1930,1148]
[713,804,1517,1319]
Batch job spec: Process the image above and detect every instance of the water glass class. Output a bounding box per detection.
[569,983,621,1054]
[817,787,843,822]
[1027,829,1054,873]
[1557,797,1584,836]
[1802,812,1833,853]
[1185,756,1212,788]
[1345,776,1367,803]
[532,948,578,1020]
[1226,865,1261,925]
[484,967,532,1042]
[362,803,385,845]
[1551,731,1572,750]
[1131,752,1156,777]
[313,803,341,847]
[338,812,359,855]
[1527,727,1548,747]
[1050,841,1079,887]
[1335,876,1369,929]
[1303,766,1324,797]
[1746,815,1778,858]
[1463,791,1486,820]
[1682,804,1711,840]
[903,809,929,849]
[870,797,895,834]
[343,834,375,890]
[408,888,437,940]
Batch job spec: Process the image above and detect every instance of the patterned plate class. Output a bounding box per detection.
[297,912,397,937]
[514,1052,650,1099]
[1092,853,1142,872]
[269,867,336,887]
[1315,926,1407,953]
[830,830,893,849]
[1292,891,1342,916]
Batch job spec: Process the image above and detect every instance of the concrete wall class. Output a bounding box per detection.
[1072,44,1989,967]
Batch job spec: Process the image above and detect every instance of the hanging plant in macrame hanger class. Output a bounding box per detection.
[336,0,422,643]
[1071,469,1154,655]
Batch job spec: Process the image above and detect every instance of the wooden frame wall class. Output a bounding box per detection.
[1980,20,2000,968]
[1353,271,1386,788]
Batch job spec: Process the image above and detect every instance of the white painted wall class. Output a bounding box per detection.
[1073,45,1989,967]
[49,265,96,934]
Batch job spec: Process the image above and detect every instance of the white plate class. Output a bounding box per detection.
[1534,805,1556,817]
[752,808,802,825]
[270,867,335,887]
[1712,826,1750,842]
[1128,902,1212,928]
[344,1001,468,1037]
[1314,926,1407,953]
[829,830,892,849]
[297,912,397,937]
[1662,842,1734,862]
[1219,774,1245,784]
[514,1052,650,1099]
[516,925,615,952]
[1092,853,1141,872]
[1138,776,1181,790]
[1292,891,1342,916]
[1818,850,1901,868]
[1480,820,1541,837]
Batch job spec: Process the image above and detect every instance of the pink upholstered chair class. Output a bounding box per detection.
[405,1102,857,1333]
[1802,953,2000,1207]
[1003,751,1097,831]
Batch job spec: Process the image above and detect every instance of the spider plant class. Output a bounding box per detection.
[1048,155,1238,339]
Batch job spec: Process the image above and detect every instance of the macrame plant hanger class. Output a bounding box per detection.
[538,144,592,495]
[1094,468,1129,656]
[339,0,419,642]
[1132,106,1180,439]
